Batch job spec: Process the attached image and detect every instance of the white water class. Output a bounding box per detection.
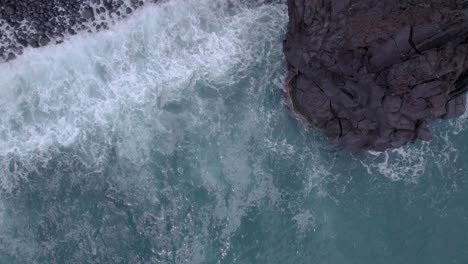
[0,1,292,261]
[0,0,467,262]
[0,0,163,61]
[0,0,288,190]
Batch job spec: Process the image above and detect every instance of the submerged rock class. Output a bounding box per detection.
[284,0,468,151]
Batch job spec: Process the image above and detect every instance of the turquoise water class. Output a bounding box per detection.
[0,0,467,263]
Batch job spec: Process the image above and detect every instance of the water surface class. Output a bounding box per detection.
[0,0,467,263]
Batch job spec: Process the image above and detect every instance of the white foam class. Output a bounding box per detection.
[363,147,427,182]
[0,0,163,60]
[0,0,289,260]
[361,98,468,183]
[293,209,316,233]
[1,0,466,260]
[449,98,468,135]
[0,1,281,160]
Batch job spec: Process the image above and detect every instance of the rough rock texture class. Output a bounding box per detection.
[0,0,158,62]
[284,0,468,151]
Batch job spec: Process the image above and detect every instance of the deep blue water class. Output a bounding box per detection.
[0,0,467,263]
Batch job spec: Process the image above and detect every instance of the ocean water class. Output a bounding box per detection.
[0,0,467,263]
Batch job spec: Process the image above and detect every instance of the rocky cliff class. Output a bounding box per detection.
[284,0,468,150]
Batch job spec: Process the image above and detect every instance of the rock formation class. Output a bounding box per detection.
[284,0,468,151]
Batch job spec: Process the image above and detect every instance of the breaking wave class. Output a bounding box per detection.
[0,0,466,263]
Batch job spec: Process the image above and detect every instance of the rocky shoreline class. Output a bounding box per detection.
[0,0,160,62]
[2,0,467,151]
[284,0,468,151]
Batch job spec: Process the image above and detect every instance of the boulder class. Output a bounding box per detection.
[4,5,15,16]
[39,35,50,46]
[82,6,94,20]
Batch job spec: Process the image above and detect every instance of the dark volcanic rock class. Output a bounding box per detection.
[4,5,15,16]
[39,35,50,46]
[284,0,468,151]
[82,6,95,20]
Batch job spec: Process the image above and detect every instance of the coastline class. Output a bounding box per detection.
[0,0,160,62]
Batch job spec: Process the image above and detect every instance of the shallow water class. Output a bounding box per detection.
[0,0,467,263]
